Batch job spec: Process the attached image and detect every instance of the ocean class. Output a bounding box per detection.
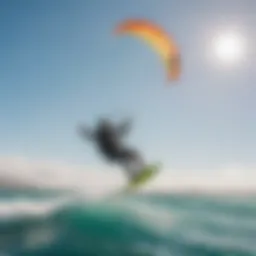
[0,189,255,256]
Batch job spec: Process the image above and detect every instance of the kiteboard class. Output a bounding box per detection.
[119,162,162,195]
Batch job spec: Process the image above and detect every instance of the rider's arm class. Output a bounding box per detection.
[117,118,132,137]
[77,124,95,141]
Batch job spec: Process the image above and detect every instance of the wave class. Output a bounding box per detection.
[0,157,255,255]
[0,192,256,256]
[0,193,175,255]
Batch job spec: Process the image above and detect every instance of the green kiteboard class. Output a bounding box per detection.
[120,162,162,195]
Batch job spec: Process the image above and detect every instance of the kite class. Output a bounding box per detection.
[114,19,181,81]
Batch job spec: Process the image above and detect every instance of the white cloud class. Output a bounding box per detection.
[0,156,255,196]
[0,156,125,197]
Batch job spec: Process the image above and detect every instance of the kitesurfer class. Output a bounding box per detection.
[78,117,145,181]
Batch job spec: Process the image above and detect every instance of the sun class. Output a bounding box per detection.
[212,32,246,65]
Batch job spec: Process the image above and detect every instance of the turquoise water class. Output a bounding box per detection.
[0,191,256,256]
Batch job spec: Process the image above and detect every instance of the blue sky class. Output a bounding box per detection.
[0,0,255,171]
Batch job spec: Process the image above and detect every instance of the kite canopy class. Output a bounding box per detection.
[115,19,181,82]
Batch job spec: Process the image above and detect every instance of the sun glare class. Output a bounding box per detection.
[212,31,246,65]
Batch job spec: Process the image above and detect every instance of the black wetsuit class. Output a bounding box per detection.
[79,118,145,180]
